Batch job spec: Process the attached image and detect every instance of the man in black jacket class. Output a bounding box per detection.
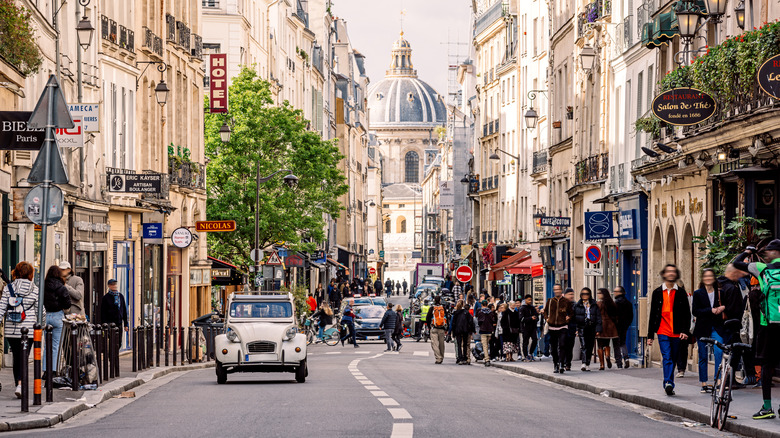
[613,286,634,369]
[101,279,129,332]
[379,303,397,351]
[374,278,384,297]
[647,264,691,396]
[518,295,539,361]
[477,302,497,366]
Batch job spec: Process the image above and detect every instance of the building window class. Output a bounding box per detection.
[397,216,407,233]
[404,151,419,183]
[384,220,391,234]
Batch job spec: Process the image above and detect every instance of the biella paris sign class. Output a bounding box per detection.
[652,87,717,126]
[758,53,780,99]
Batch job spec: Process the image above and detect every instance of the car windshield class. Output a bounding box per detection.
[371,297,387,307]
[229,302,292,318]
[353,298,372,306]
[355,306,385,318]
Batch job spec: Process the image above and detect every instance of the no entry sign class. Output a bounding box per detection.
[585,245,602,264]
[455,265,473,283]
[368,267,376,275]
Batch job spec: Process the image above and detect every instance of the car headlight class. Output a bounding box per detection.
[226,330,239,343]
[283,327,297,341]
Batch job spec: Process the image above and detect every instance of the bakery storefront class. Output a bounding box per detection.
[70,207,109,322]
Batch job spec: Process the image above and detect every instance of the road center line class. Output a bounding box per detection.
[388,408,412,420]
[391,423,414,438]
[349,352,413,437]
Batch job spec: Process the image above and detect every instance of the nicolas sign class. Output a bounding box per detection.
[652,87,717,126]
[758,53,780,99]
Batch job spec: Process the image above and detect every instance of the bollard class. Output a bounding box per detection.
[45,325,53,402]
[205,326,211,362]
[33,324,42,405]
[132,327,138,372]
[139,325,146,370]
[108,324,115,379]
[187,326,192,364]
[156,324,161,367]
[93,326,102,385]
[172,327,177,366]
[165,326,170,367]
[71,324,79,391]
[179,326,185,366]
[112,324,120,377]
[102,324,110,381]
[195,326,201,363]
[147,325,153,368]
[20,328,29,412]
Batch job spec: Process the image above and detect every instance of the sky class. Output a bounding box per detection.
[333,0,473,95]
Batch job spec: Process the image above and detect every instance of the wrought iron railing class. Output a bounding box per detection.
[191,34,202,59]
[141,170,170,201]
[166,14,176,42]
[623,15,632,48]
[169,161,206,190]
[574,153,609,185]
[177,21,191,51]
[681,81,776,135]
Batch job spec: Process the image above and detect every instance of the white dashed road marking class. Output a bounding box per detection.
[349,352,413,437]
[388,408,412,419]
[378,398,399,406]
[413,351,429,357]
[370,391,389,397]
[391,423,414,438]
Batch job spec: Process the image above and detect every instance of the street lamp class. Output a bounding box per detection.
[580,45,597,73]
[219,121,232,143]
[675,0,703,38]
[76,14,95,51]
[704,0,728,19]
[460,174,470,184]
[735,1,746,29]
[489,150,501,161]
[524,107,539,129]
[154,80,170,107]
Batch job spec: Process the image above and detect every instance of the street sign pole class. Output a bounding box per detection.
[27,75,73,325]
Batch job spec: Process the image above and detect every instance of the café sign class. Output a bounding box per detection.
[652,87,717,126]
[758,53,780,99]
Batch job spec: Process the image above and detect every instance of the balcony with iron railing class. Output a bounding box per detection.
[532,150,548,174]
[169,161,206,190]
[574,153,609,185]
[475,0,506,36]
[577,0,602,39]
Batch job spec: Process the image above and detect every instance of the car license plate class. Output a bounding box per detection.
[375,336,381,340]
[245,354,249,362]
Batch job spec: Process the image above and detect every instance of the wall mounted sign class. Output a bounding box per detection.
[142,223,163,239]
[209,54,228,113]
[107,170,162,193]
[539,216,571,227]
[68,103,100,132]
[195,220,237,232]
[171,227,193,248]
[652,87,717,126]
[758,53,780,99]
[584,211,615,240]
[0,111,45,150]
[619,209,637,239]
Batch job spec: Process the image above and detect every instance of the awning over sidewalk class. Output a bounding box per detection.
[488,250,530,281]
[506,258,544,278]
[327,257,348,270]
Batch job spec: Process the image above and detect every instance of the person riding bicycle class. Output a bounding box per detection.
[340,300,359,348]
[311,303,333,343]
[730,240,780,420]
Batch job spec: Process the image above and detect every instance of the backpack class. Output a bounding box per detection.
[758,262,780,324]
[6,282,28,324]
[432,305,447,328]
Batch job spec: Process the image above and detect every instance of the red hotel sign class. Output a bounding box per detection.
[195,220,236,232]
[209,54,228,113]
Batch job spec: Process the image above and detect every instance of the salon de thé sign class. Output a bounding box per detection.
[652,87,717,126]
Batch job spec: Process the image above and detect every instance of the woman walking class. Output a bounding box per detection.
[0,262,42,398]
[311,303,334,342]
[596,288,618,370]
[500,301,520,361]
[494,303,506,360]
[574,288,602,371]
[43,265,71,377]
[692,268,723,393]
[392,305,404,351]
[452,300,475,364]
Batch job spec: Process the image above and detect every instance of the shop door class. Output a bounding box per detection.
[626,252,642,358]
[114,242,133,349]
[91,252,105,322]
[75,251,94,321]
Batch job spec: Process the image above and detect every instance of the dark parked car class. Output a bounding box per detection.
[191,312,224,329]
[353,305,387,340]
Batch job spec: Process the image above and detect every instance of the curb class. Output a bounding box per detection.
[0,362,214,432]
[491,363,780,438]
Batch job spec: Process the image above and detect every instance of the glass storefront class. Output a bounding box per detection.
[114,241,134,348]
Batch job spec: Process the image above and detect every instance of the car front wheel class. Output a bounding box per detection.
[216,361,227,384]
[295,359,307,383]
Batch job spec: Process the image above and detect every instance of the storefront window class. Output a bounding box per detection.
[143,244,163,329]
[114,241,133,348]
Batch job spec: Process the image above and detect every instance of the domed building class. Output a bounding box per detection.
[368,33,447,280]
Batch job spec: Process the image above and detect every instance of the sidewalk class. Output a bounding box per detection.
[490,358,780,438]
[0,351,213,432]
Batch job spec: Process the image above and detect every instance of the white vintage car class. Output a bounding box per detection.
[214,292,308,384]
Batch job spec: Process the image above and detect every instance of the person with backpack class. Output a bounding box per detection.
[731,241,780,419]
[647,264,691,396]
[392,305,404,351]
[311,303,334,343]
[425,295,449,364]
[43,265,72,377]
[613,286,634,369]
[519,294,539,361]
[477,301,497,365]
[374,278,384,297]
[0,263,42,398]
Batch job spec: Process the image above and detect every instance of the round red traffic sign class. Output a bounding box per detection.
[455,265,473,283]
[368,267,376,275]
[585,245,602,264]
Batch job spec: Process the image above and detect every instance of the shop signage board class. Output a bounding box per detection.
[286,254,304,267]
[619,209,637,239]
[585,245,602,264]
[107,171,162,193]
[68,103,99,132]
[379,250,385,258]
[584,211,615,240]
[455,265,473,283]
[142,223,163,239]
[584,268,603,276]
[652,87,717,126]
[195,220,236,232]
[0,111,45,150]
[539,216,571,227]
[171,227,193,248]
[212,268,231,278]
[209,54,228,113]
[758,53,780,99]
[439,180,455,210]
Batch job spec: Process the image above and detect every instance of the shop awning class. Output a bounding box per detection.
[488,250,531,281]
[507,258,544,277]
[327,257,348,270]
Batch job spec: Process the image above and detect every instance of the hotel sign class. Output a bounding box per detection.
[652,87,716,126]
[758,53,780,99]
[209,54,228,113]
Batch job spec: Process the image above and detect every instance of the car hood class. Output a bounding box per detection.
[228,321,294,342]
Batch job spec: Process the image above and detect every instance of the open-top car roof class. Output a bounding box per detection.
[229,291,294,302]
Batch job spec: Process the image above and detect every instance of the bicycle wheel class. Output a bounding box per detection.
[710,365,722,428]
[324,328,340,346]
[306,328,314,345]
[716,367,732,431]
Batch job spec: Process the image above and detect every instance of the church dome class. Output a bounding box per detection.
[368,33,447,128]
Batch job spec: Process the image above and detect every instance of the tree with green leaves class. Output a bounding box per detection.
[204,67,348,271]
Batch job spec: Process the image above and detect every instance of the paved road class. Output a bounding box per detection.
[20,340,740,438]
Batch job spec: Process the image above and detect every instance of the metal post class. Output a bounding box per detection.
[108,324,115,379]
[147,325,153,368]
[20,328,29,412]
[102,324,109,381]
[165,326,169,367]
[172,327,177,366]
[45,325,53,402]
[34,84,56,325]
[156,324,161,367]
[33,324,42,405]
[71,324,79,391]
[76,0,84,183]
[179,326,185,365]
[205,326,211,361]
[112,324,120,377]
[140,325,146,369]
[255,160,261,276]
[132,327,137,372]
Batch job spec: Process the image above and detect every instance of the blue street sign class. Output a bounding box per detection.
[584,211,615,240]
[585,245,602,264]
[142,223,163,239]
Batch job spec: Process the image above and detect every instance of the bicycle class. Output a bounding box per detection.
[701,321,752,431]
[304,317,341,346]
